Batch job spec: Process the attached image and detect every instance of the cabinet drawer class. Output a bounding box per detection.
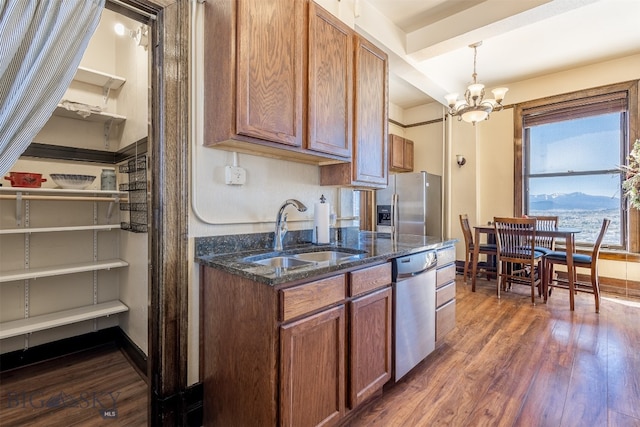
[437,246,456,267]
[436,264,456,288]
[350,263,391,297]
[436,281,456,308]
[436,299,456,341]
[281,275,346,322]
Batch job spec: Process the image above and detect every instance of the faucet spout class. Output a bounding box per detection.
[274,199,307,251]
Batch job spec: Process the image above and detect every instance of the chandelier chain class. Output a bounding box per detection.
[472,45,478,84]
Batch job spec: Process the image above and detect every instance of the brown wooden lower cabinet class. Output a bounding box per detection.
[280,305,346,427]
[349,287,392,408]
[202,261,392,427]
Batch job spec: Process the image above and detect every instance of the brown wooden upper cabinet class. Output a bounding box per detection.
[203,0,359,164]
[308,2,353,158]
[204,0,304,157]
[320,34,389,188]
[389,133,414,172]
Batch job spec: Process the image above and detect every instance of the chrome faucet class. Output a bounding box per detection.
[274,199,307,251]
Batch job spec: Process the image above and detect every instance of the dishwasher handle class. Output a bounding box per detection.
[393,250,437,280]
[396,267,434,280]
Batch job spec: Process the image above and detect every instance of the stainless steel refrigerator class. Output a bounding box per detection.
[375,171,442,239]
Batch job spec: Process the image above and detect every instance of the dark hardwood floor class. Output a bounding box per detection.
[0,344,147,426]
[348,277,640,427]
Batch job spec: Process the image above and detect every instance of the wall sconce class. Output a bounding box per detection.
[456,155,466,167]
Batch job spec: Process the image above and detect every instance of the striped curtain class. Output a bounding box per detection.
[0,0,105,176]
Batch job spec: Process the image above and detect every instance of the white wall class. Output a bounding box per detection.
[118,230,148,355]
[114,21,149,149]
[405,121,444,176]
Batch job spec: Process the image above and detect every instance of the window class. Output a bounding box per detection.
[514,81,639,252]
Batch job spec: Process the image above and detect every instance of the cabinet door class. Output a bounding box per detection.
[236,0,304,147]
[349,287,392,408]
[280,305,346,427]
[308,2,352,158]
[404,138,414,171]
[389,134,405,171]
[353,35,388,186]
[389,135,414,172]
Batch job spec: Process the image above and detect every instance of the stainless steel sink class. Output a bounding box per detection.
[242,248,366,270]
[292,251,360,263]
[247,256,314,268]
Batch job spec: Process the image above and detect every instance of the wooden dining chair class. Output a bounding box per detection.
[531,216,558,254]
[459,214,497,284]
[493,217,545,304]
[544,218,611,313]
[530,215,558,291]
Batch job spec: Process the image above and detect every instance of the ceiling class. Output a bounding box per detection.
[355,0,640,109]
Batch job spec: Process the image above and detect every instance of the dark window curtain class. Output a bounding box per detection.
[0,0,105,176]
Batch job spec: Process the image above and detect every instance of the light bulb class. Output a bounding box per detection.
[114,23,126,36]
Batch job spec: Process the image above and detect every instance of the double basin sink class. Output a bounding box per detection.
[242,248,366,270]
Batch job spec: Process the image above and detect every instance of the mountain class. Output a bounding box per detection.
[530,192,619,210]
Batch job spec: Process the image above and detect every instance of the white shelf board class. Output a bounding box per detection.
[75,66,126,90]
[53,104,126,124]
[0,259,129,283]
[0,224,119,235]
[0,187,126,196]
[0,300,128,339]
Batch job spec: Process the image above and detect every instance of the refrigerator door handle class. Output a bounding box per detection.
[392,193,399,237]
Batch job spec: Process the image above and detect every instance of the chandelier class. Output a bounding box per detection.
[445,42,508,125]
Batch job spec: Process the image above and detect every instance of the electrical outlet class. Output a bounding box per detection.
[225,165,246,185]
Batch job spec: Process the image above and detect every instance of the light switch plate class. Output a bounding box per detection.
[225,165,246,185]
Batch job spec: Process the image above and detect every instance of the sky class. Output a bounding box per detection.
[527,113,623,197]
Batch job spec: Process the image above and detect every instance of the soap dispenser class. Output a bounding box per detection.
[313,195,330,244]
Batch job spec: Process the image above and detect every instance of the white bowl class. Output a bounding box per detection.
[50,174,96,190]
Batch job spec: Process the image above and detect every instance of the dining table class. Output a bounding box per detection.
[471,224,582,310]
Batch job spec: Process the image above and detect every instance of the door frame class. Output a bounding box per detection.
[107,1,190,425]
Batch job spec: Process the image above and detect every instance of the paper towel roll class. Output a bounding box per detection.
[314,201,331,244]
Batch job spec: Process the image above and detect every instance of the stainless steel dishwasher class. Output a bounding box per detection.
[392,250,437,381]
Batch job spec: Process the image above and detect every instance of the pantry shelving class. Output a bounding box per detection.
[0,224,119,235]
[0,259,129,283]
[53,104,126,124]
[0,300,129,340]
[0,187,126,226]
[0,185,130,345]
[49,66,127,147]
[74,66,126,91]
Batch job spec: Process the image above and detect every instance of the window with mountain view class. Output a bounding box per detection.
[516,83,638,251]
[524,113,624,247]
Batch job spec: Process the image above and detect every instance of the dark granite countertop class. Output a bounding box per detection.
[195,230,457,286]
